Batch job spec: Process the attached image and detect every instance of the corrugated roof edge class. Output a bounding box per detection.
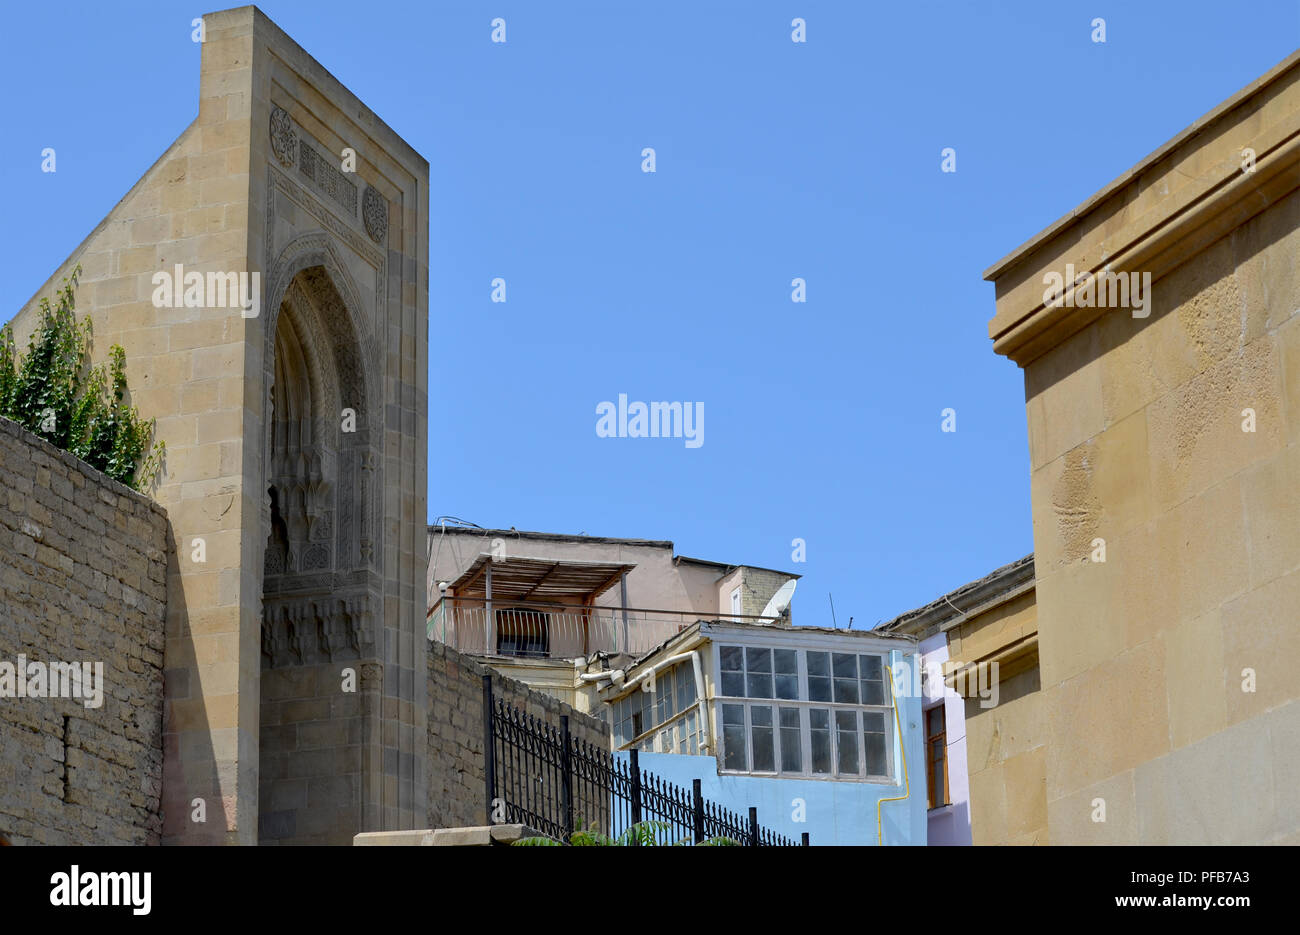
[876,555,1035,638]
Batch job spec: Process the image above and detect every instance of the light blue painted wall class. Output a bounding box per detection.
[613,651,928,846]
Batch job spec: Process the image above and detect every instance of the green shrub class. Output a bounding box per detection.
[0,265,163,491]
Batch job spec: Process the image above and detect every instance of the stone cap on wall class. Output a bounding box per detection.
[984,49,1300,367]
[0,415,168,522]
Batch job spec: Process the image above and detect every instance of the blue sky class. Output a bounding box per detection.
[2,2,1297,627]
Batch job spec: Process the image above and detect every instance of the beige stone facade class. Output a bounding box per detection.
[8,7,429,844]
[985,50,1300,844]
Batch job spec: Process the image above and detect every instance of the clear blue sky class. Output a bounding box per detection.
[2,2,1297,627]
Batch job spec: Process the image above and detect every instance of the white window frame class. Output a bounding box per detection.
[713,638,897,784]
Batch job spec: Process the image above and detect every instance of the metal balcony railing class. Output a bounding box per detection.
[427,596,776,659]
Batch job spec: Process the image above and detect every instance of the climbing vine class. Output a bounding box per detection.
[0,265,163,491]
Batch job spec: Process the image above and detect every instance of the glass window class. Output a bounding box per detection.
[832,653,859,704]
[720,646,745,697]
[746,647,773,699]
[750,705,775,772]
[774,649,799,699]
[860,654,886,706]
[655,672,674,726]
[864,710,888,777]
[806,652,832,702]
[836,709,860,775]
[722,704,747,770]
[809,708,832,774]
[676,663,696,708]
[779,707,802,772]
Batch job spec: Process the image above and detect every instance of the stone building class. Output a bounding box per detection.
[982,49,1300,843]
[6,6,430,844]
[880,556,1038,846]
[426,524,800,710]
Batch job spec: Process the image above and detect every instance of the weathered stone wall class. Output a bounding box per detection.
[427,639,608,830]
[1026,186,1300,844]
[0,416,169,844]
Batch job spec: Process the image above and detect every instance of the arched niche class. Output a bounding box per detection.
[259,234,381,668]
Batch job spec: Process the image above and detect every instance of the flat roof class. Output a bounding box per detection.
[428,525,673,549]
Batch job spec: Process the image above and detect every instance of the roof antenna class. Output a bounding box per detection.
[828,592,838,629]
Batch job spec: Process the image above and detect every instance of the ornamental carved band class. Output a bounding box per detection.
[362,186,388,244]
[269,106,297,168]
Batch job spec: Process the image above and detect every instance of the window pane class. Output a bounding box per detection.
[927,706,944,738]
[722,704,747,770]
[806,652,830,702]
[656,676,674,725]
[809,708,831,774]
[773,649,799,699]
[721,672,745,697]
[747,647,772,672]
[774,674,799,699]
[833,677,859,704]
[677,664,696,707]
[836,709,859,775]
[779,707,802,773]
[860,655,886,705]
[863,710,888,776]
[751,705,775,772]
[832,653,858,678]
[720,645,744,672]
[833,653,859,703]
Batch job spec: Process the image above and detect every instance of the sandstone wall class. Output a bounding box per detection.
[427,639,608,830]
[1027,189,1300,844]
[0,416,169,844]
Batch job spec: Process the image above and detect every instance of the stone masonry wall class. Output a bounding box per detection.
[741,567,796,621]
[0,416,169,844]
[427,639,608,830]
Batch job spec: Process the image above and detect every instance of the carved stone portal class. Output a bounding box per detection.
[260,260,380,669]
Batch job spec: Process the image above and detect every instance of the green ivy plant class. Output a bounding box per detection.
[512,820,741,846]
[0,265,164,491]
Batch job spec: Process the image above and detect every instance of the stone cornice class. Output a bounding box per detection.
[985,50,1300,368]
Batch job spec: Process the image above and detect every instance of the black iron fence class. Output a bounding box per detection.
[483,675,807,846]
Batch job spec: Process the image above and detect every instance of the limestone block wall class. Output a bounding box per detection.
[0,417,169,844]
[1026,190,1300,843]
[427,639,608,830]
[7,10,260,842]
[963,668,1046,846]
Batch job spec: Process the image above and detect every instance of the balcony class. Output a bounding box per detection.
[428,553,780,660]
[427,595,776,659]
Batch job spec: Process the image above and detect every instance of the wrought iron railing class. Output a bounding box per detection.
[483,675,806,846]
[430,596,776,659]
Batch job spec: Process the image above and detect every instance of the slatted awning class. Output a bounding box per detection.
[447,554,636,602]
